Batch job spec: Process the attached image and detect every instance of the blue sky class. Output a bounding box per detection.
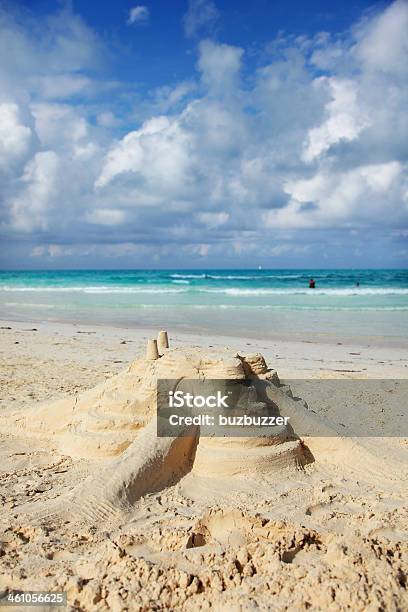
[0,0,407,269]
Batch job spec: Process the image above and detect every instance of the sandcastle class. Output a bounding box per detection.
[1,331,394,523]
[1,331,307,463]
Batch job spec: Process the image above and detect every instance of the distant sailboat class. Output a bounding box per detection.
[258,265,262,270]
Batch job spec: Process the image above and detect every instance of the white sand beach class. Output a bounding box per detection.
[0,319,407,610]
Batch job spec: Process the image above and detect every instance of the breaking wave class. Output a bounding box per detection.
[2,285,408,296]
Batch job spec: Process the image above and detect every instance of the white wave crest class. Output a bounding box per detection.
[0,285,186,294]
[169,273,303,280]
[199,287,408,296]
[1,285,408,296]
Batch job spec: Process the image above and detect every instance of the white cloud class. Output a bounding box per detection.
[85,208,126,226]
[153,81,196,113]
[0,5,103,94]
[30,244,68,257]
[197,211,229,228]
[0,103,33,172]
[197,39,243,96]
[32,104,89,149]
[127,6,149,25]
[0,1,407,266]
[96,111,120,128]
[95,115,194,197]
[34,74,94,100]
[233,241,257,254]
[264,161,405,230]
[48,244,68,257]
[10,151,60,232]
[302,78,369,162]
[353,0,408,77]
[184,0,219,38]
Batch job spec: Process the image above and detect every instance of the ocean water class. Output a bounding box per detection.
[1,269,407,340]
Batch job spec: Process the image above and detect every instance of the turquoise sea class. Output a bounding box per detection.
[1,269,407,341]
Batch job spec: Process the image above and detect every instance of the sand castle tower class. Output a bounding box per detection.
[190,352,307,478]
[146,339,159,360]
[157,330,169,354]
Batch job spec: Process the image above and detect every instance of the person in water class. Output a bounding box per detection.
[309,278,316,289]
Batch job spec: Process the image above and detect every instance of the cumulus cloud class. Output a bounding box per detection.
[95,116,194,196]
[302,78,369,162]
[10,151,60,232]
[127,6,149,25]
[0,1,407,267]
[353,0,408,77]
[0,103,33,172]
[0,5,104,100]
[197,39,243,96]
[264,161,405,230]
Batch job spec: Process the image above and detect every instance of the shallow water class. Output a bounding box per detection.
[1,269,407,340]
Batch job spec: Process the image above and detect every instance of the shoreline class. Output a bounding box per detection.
[1,310,408,349]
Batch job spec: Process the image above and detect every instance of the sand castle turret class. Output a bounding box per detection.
[157,330,169,354]
[146,339,159,360]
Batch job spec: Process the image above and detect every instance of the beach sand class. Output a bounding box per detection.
[0,319,407,610]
